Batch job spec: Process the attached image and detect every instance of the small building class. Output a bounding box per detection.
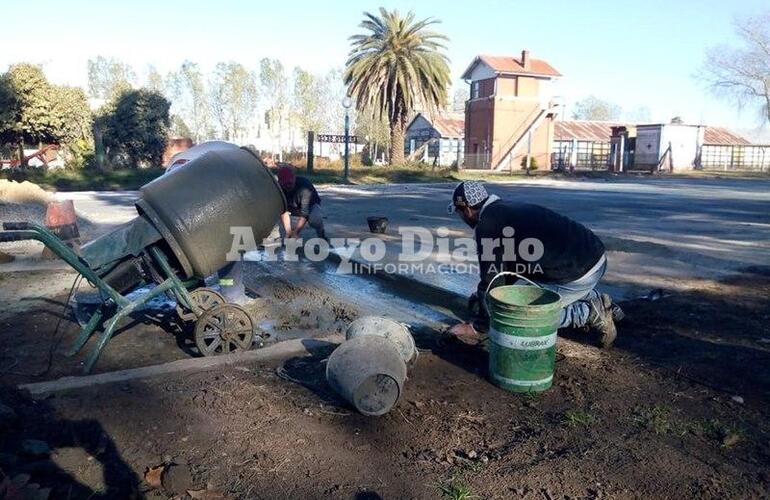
[404,112,465,166]
[633,124,707,171]
[552,120,765,172]
[461,51,561,170]
[699,127,769,171]
[552,120,623,170]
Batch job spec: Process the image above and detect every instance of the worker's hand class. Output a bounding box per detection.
[446,322,479,338]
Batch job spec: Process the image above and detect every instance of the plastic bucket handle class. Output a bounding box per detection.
[484,271,543,314]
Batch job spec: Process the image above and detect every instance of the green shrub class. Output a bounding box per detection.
[520,155,539,170]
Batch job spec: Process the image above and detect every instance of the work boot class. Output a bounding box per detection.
[587,294,617,348]
[602,293,626,322]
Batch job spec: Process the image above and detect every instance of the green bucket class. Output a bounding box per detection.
[485,273,562,393]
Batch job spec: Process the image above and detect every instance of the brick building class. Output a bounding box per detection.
[461,51,561,170]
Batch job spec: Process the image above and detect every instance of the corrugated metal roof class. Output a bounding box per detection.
[554,121,622,142]
[431,112,465,138]
[461,54,561,79]
[703,126,751,145]
[555,121,752,145]
[408,112,464,138]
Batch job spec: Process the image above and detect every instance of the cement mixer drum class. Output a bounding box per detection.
[136,147,286,278]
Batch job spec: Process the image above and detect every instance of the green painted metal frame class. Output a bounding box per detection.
[3,222,199,373]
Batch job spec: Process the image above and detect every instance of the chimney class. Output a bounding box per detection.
[521,50,530,70]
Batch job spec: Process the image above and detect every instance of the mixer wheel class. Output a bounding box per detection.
[194,303,255,357]
[177,287,225,322]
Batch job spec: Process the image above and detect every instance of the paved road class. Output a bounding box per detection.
[53,176,770,300]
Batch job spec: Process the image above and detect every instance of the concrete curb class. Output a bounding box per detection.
[19,335,342,395]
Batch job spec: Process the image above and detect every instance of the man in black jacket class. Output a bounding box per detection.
[447,181,622,347]
[277,166,326,240]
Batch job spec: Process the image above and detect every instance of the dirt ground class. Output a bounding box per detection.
[1,269,769,499]
[0,266,357,387]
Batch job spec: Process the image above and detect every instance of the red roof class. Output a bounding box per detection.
[703,126,751,145]
[431,112,464,138]
[462,54,561,79]
[407,112,465,138]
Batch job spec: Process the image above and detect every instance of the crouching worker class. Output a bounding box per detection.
[276,166,327,240]
[447,181,623,347]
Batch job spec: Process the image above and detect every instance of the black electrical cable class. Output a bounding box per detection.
[0,273,84,377]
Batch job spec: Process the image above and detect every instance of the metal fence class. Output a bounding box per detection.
[550,140,611,171]
[700,144,770,171]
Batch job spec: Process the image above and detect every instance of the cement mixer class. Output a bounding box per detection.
[0,147,286,373]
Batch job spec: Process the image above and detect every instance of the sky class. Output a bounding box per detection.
[3,0,769,136]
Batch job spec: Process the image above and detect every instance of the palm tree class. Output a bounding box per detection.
[344,8,450,165]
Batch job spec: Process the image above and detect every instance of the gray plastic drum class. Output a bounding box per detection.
[345,316,418,364]
[136,147,286,278]
[326,335,407,416]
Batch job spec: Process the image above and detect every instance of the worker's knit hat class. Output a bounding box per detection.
[276,166,296,188]
[447,181,489,214]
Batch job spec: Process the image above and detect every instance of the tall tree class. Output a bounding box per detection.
[145,65,166,93]
[168,61,211,142]
[170,114,192,138]
[700,13,770,123]
[209,62,258,142]
[0,75,17,146]
[571,95,622,121]
[87,56,135,100]
[260,58,289,151]
[451,85,469,113]
[354,106,390,162]
[99,88,170,167]
[344,8,451,164]
[51,86,93,145]
[312,68,349,135]
[292,67,325,138]
[1,64,60,163]
[0,65,93,165]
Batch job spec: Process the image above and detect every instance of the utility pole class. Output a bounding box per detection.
[342,96,352,182]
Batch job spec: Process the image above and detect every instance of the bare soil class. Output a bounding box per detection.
[1,272,769,499]
[0,268,357,387]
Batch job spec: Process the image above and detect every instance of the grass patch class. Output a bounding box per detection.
[436,478,475,500]
[304,165,457,185]
[631,406,744,447]
[564,409,596,428]
[1,167,165,191]
[632,405,680,435]
[296,159,555,185]
[697,419,744,449]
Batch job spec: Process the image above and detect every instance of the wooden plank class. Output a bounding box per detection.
[19,335,342,395]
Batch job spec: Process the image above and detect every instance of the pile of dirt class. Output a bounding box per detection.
[0,179,53,205]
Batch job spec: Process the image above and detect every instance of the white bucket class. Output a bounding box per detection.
[345,316,418,364]
[326,335,407,416]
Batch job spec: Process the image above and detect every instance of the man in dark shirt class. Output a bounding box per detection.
[447,181,622,347]
[276,166,326,239]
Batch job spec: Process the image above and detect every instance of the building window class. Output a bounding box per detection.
[471,82,479,99]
